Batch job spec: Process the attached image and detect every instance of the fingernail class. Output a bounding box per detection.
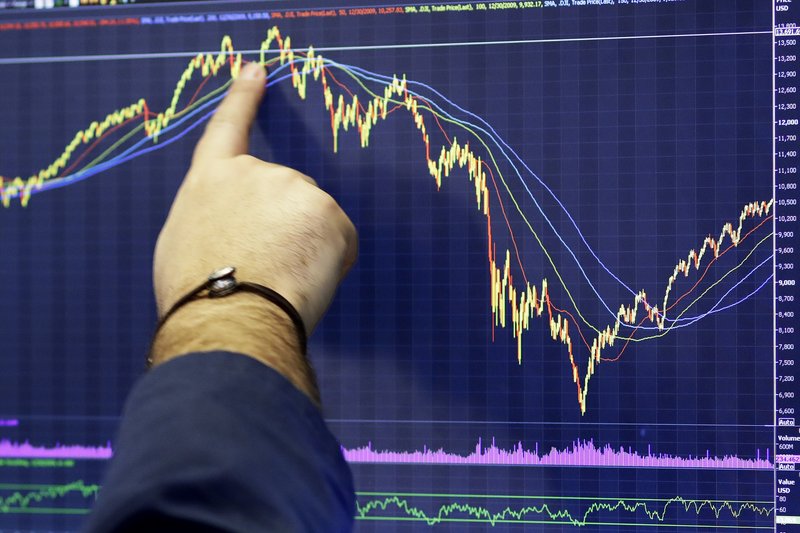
[241,61,265,80]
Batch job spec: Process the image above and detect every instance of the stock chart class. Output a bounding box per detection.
[0,0,796,530]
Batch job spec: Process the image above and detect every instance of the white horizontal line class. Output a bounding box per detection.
[0,29,772,66]
[327,418,775,428]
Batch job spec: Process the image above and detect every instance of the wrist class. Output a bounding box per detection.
[149,292,320,405]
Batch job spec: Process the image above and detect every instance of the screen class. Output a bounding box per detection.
[0,0,796,530]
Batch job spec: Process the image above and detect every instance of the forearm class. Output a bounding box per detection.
[149,292,320,405]
[85,60,356,532]
[84,353,354,532]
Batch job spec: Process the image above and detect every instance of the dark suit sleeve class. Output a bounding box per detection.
[82,352,355,533]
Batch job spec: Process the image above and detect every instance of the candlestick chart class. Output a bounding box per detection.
[0,27,775,416]
[0,1,780,531]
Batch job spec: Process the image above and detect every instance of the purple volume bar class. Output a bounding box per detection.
[342,438,773,470]
[0,437,773,469]
[0,439,112,460]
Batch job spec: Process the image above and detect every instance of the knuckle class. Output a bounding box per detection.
[300,172,319,187]
[232,154,259,168]
[344,216,358,242]
[314,191,356,245]
[285,167,318,187]
[314,188,342,214]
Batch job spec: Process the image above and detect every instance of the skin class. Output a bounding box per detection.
[149,61,358,405]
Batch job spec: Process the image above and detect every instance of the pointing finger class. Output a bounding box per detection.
[193,61,266,165]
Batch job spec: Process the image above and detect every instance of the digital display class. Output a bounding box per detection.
[0,0,796,530]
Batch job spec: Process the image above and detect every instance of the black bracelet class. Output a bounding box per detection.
[146,266,307,369]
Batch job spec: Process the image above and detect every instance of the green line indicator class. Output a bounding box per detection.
[0,480,99,514]
[355,493,775,528]
[1,507,91,515]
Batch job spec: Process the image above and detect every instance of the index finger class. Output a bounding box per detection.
[193,61,267,165]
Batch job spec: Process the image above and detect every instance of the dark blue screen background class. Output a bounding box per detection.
[0,0,779,530]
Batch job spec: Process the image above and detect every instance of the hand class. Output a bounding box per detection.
[149,61,358,400]
[153,60,357,334]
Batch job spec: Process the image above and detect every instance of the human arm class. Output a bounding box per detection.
[149,59,357,400]
[83,61,358,532]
